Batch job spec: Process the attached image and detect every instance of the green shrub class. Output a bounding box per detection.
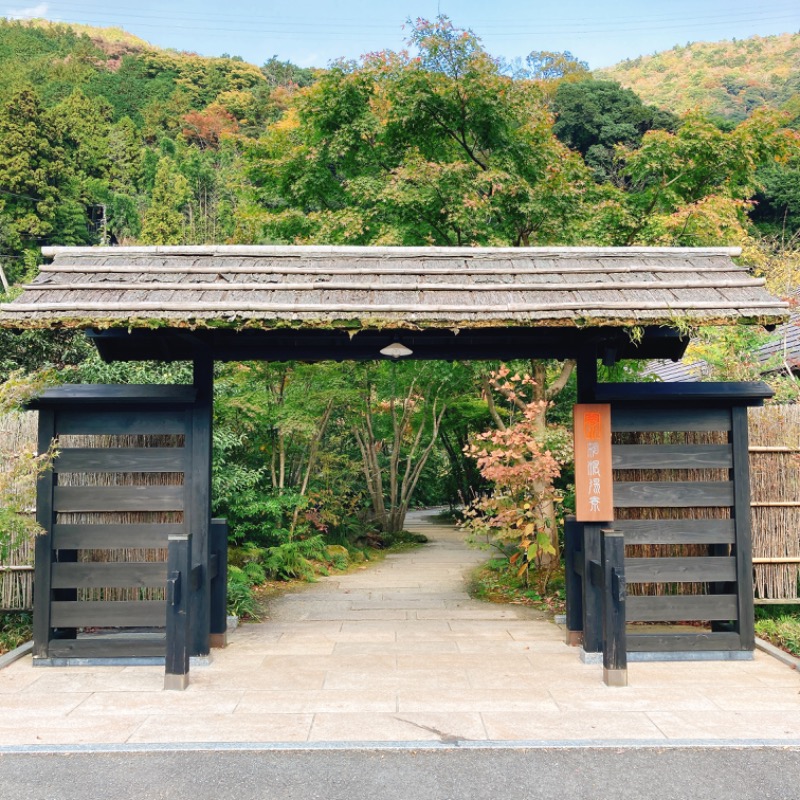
[263,533,327,580]
[242,561,267,585]
[384,530,428,546]
[331,554,349,571]
[0,612,33,655]
[755,615,800,657]
[228,543,267,569]
[226,566,260,620]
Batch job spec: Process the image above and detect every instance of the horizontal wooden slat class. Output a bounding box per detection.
[614,519,735,545]
[614,481,734,508]
[56,410,187,435]
[626,631,742,652]
[612,408,731,433]
[626,594,738,622]
[612,444,732,469]
[46,637,166,658]
[54,448,186,473]
[749,446,800,453]
[625,556,737,583]
[52,523,184,548]
[595,381,773,406]
[755,598,800,605]
[53,486,184,512]
[31,384,196,406]
[51,562,168,589]
[50,600,165,627]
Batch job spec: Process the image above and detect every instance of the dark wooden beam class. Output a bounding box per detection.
[601,530,627,686]
[189,356,213,657]
[576,351,598,403]
[596,381,774,408]
[581,523,604,654]
[731,405,756,649]
[563,516,583,647]
[86,326,689,364]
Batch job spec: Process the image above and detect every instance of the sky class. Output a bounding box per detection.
[4,0,800,69]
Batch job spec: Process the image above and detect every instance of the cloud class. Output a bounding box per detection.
[7,2,48,19]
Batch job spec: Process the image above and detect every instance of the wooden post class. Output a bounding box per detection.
[564,515,583,646]
[576,352,598,403]
[32,409,56,658]
[730,405,755,650]
[165,532,192,690]
[582,522,603,654]
[209,518,228,648]
[601,529,627,687]
[190,356,213,657]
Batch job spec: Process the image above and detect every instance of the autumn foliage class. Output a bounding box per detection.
[182,104,239,149]
[462,367,569,589]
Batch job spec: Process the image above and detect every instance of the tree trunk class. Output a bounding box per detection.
[352,384,445,535]
[291,398,335,530]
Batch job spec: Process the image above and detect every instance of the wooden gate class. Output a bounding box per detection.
[29,385,202,661]
[566,382,772,662]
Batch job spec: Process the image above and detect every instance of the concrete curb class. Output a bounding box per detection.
[0,640,32,670]
[755,636,800,671]
[2,738,800,755]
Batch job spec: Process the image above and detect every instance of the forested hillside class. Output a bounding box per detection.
[597,32,800,122]
[0,17,797,282]
[0,18,314,285]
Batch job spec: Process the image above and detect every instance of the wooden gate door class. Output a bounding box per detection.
[29,385,201,661]
[600,383,771,656]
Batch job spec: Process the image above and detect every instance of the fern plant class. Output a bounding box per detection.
[263,531,328,580]
[226,566,260,620]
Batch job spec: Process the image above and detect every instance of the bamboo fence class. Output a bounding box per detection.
[0,411,37,610]
[57,432,183,603]
[749,405,800,602]
[613,429,729,597]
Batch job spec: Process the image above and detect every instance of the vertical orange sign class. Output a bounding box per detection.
[573,404,614,522]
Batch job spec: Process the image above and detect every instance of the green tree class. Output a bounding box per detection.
[499,50,589,82]
[261,56,316,89]
[244,16,589,247]
[140,156,191,244]
[0,88,64,253]
[615,108,792,245]
[552,79,677,182]
[348,360,456,534]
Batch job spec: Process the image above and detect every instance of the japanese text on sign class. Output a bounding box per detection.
[573,404,613,521]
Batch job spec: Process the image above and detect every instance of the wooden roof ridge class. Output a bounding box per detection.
[41,245,745,258]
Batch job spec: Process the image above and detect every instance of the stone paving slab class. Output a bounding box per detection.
[0,510,799,746]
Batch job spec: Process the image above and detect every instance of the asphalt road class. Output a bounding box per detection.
[1,743,799,800]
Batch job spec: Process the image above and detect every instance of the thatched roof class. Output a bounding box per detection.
[0,245,788,331]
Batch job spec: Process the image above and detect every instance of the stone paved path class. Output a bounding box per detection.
[0,509,799,746]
